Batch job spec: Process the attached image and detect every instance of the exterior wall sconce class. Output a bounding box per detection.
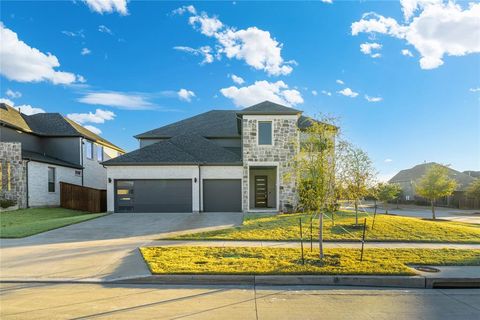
[108,178,112,183]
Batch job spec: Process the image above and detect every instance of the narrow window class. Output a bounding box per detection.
[258,121,273,145]
[85,141,93,159]
[48,167,55,192]
[0,163,3,191]
[97,145,103,162]
[7,163,11,191]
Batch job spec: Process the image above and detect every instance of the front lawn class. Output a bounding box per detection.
[141,247,480,275]
[170,211,480,243]
[0,208,105,238]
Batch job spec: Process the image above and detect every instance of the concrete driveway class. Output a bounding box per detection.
[0,212,243,282]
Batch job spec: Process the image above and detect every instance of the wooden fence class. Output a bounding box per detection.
[60,182,106,213]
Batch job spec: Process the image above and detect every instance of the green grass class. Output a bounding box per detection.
[0,208,105,238]
[170,211,480,243]
[140,247,480,275]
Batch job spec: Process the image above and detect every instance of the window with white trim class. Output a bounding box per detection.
[258,121,273,145]
[97,145,103,162]
[85,140,93,160]
[48,167,55,192]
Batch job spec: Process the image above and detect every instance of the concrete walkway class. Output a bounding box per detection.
[148,240,480,249]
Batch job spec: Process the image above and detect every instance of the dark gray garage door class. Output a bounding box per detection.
[203,179,242,212]
[115,179,192,213]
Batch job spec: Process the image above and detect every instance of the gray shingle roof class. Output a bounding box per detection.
[389,162,476,191]
[23,113,79,136]
[135,110,241,139]
[103,134,242,166]
[237,101,302,115]
[22,150,83,169]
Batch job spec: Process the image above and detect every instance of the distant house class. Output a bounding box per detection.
[0,103,124,208]
[389,162,476,208]
[464,171,480,178]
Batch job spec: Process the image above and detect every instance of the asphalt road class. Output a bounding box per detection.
[1,283,479,320]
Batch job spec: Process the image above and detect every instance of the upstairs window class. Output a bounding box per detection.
[97,145,103,162]
[85,140,93,159]
[258,121,273,145]
[48,167,55,192]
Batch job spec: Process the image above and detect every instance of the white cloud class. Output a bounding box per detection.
[220,80,303,107]
[351,2,480,70]
[336,79,345,85]
[189,14,223,36]
[81,48,91,55]
[365,94,383,102]
[84,0,128,15]
[173,46,214,64]
[6,89,21,99]
[231,74,245,85]
[98,25,113,35]
[384,158,393,163]
[321,90,332,96]
[77,75,87,83]
[84,125,102,135]
[67,109,115,124]
[321,0,333,3]
[311,90,318,96]
[61,30,85,38]
[174,6,293,76]
[0,98,46,115]
[401,49,414,57]
[470,87,480,92]
[79,91,154,110]
[337,88,359,98]
[0,23,78,84]
[360,42,382,58]
[177,89,196,102]
[172,5,197,15]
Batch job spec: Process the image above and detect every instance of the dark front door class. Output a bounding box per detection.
[254,175,268,208]
[203,179,242,212]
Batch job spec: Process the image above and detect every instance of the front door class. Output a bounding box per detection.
[254,175,268,208]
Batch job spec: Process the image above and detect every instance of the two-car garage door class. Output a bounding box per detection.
[115,179,242,213]
[115,180,192,213]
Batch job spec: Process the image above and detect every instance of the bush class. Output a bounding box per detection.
[0,199,17,209]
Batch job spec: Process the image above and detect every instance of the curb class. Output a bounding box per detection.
[2,276,479,289]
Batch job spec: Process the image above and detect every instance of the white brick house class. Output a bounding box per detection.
[104,101,319,214]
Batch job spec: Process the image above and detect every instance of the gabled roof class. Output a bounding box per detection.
[0,103,124,153]
[135,110,241,139]
[103,134,242,166]
[389,162,475,191]
[237,101,302,115]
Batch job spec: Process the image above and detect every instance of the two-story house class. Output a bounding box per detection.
[103,101,317,213]
[0,103,124,208]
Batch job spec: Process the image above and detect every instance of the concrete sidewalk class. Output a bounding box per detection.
[148,240,480,249]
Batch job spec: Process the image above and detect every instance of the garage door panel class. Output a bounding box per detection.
[203,179,241,212]
[115,179,192,213]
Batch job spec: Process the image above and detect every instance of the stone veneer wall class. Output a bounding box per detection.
[0,142,27,208]
[242,116,299,212]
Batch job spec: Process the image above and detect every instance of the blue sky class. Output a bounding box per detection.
[1,0,479,180]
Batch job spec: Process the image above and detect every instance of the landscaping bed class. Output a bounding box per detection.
[169,211,480,243]
[140,247,480,276]
[0,208,105,238]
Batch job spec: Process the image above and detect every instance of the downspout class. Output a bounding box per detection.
[198,164,202,213]
[80,137,84,186]
[25,159,30,208]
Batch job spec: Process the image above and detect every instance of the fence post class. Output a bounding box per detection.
[360,218,367,262]
[310,215,313,252]
[299,218,304,265]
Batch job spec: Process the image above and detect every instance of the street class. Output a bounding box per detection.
[1,283,479,320]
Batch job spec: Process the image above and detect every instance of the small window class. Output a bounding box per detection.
[48,167,55,192]
[85,141,93,159]
[258,121,273,145]
[75,170,82,177]
[97,145,103,162]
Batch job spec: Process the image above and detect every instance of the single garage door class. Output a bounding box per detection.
[203,179,242,212]
[115,179,192,213]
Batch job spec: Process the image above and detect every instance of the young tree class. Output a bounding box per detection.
[377,183,401,214]
[337,142,376,225]
[415,164,457,220]
[289,117,338,258]
[466,179,480,201]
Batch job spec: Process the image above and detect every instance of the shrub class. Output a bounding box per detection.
[0,199,17,209]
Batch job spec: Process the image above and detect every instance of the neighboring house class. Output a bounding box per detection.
[464,171,480,178]
[0,103,124,208]
[389,162,476,208]
[103,101,319,213]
